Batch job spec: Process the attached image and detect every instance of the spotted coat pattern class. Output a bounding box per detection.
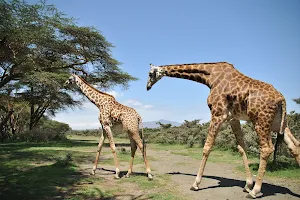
[66,74,152,179]
[147,62,300,198]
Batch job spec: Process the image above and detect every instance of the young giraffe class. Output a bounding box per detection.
[65,74,153,180]
[146,62,300,198]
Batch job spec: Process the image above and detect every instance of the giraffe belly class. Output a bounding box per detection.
[235,113,250,121]
[229,108,250,121]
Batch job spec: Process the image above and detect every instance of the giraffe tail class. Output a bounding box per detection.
[138,116,146,160]
[279,99,287,135]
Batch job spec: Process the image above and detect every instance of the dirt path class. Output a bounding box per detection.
[79,144,300,200]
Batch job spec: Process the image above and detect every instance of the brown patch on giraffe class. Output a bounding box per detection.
[69,75,153,180]
[146,62,300,198]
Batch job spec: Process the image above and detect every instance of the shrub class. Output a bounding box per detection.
[14,119,71,142]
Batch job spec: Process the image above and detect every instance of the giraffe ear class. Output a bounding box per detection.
[150,63,155,69]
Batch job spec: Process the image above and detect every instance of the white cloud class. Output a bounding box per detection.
[124,99,154,109]
[106,90,123,98]
[144,104,154,109]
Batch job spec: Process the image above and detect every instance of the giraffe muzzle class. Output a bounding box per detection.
[64,80,70,86]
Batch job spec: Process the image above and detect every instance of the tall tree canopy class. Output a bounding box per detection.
[293,98,300,105]
[0,0,137,136]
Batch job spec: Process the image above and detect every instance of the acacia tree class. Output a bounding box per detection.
[156,122,172,129]
[0,0,137,135]
[293,98,300,105]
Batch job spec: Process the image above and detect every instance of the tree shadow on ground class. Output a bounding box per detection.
[0,139,97,152]
[0,162,149,200]
[167,171,300,199]
[0,139,146,200]
[0,161,83,200]
[94,167,150,178]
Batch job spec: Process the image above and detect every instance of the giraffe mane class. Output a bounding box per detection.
[160,62,235,68]
[76,76,115,98]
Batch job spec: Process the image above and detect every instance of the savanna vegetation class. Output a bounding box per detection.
[0,0,299,199]
[72,104,300,174]
[0,0,136,142]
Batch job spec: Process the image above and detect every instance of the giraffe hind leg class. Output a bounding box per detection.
[131,129,153,180]
[229,119,253,193]
[125,133,137,178]
[247,122,274,199]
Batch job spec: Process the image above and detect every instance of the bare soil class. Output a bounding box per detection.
[79,144,300,200]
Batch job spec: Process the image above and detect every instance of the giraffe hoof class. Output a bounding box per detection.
[243,186,251,193]
[125,174,130,178]
[148,174,153,181]
[190,186,199,191]
[246,191,256,199]
[114,175,121,179]
[90,170,95,175]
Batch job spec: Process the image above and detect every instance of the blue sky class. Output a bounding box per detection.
[29,0,300,129]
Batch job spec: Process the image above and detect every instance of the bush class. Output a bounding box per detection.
[14,119,71,142]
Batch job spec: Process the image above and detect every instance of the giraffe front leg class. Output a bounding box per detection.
[247,123,274,199]
[103,125,121,179]
[92,130,106,175]
[191,114,226,191]
[125,135,137,178]
[230,119,253,193]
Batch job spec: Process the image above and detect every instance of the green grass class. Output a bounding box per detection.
[1,135,299,200]
[120,173,188,200]
[0,136,144,200]
[0,136,185,200]
[150,143,300,180]
[120,174,166,189]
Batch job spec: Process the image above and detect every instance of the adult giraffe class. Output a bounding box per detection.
[65,74,153,180]
[146,62,299,198]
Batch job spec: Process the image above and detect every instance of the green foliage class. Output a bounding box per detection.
[0,0,137,88]
[144,113,300,166]
[0,0,137,138]
[293,98,300,105]
[156,122,172,129]
[70,129,102,136]
[15,118,71,142]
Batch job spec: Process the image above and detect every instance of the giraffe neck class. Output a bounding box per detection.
[160,62,235,89]
[74,75,114,106]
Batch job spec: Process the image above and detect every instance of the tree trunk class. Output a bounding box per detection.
[29,86,35,130]
[0,106,13,141]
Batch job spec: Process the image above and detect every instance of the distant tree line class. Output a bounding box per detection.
[0,0,136,141]
[142,102,300,167]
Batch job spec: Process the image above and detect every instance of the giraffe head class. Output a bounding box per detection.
[64,74,78,86]
[146,64,165,91]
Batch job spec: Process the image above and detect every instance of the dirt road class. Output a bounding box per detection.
[80,144,300,200]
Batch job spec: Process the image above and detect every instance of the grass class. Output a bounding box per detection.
[0,135,140,200]
[1,135,299,200]
[119,173,188,200]
[149,143,300,180]
[0,135,184,200]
